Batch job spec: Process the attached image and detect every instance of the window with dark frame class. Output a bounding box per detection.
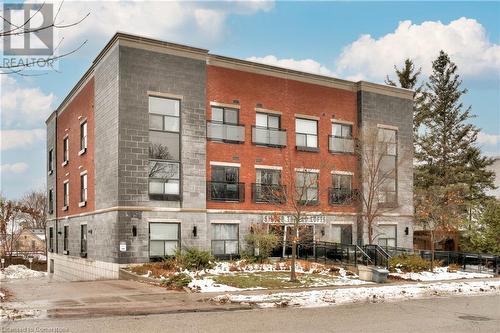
[63,182,69,208]
[209,165,242,201]
[211,223,239,257]
[149,222,180,257]
[330,174,353,205]
[256,113,280,129]
[212,107,239,125]
[332,123,352,138]
[378,225,397,247]
[48,148,54,173]
[148,96,181,200]
[80,121,88,152]
[80,173,87,203]
[63,225,69,253]
[48,189,53,213]
[49,227,54,252]
[63,137,69,163]
[80,224,87,255]
[253,168,284,203]
[295,171,319,205]
[295,118,318,150]
[378,128,398,206]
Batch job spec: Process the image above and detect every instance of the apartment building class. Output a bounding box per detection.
[46,33,414,281]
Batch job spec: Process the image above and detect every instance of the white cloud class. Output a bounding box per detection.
[52,0,274,51]
[1,129,45,151]
[478,132,500,145]
[1,76,55,129]
[0,163,29,174]
[246,55,333,76]
[335,17,500,82]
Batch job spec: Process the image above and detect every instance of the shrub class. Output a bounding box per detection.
[161,273,192,290]
[447,263,462,273]
[389,254,438,273]
[244,223,279,260]
[176,248,215,271]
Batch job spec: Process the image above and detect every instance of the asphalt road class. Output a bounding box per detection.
[2,294,499,333]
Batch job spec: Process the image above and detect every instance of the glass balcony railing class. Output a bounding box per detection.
[328,135,355,153]
[207,121,245,143]
[252,126,287,147]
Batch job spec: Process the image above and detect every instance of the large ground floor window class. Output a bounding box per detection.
[377,225,397,247]
[211,223,239,257]
[149,222,180,257]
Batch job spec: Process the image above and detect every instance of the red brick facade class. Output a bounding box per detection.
[206,65,359,213]
[56,78,95,217]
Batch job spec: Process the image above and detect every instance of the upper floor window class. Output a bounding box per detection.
[378,128,398,206]
[63,181,69,208]
[208,165,244,202]
[253,168,285,203]
[330,173,353,205]
[48,189,54,214]
[80,121,88,152]
[295,170,319,205]
[80,173,88,204]
[48,148,54,173]
[63,137,69,164]
[256,113,279,129]
[212,107,238,125]
[252,113,286,147]
[148,96,181,200]
[332,123,352,138]
[295,118,318,151]
[330,123,354,153]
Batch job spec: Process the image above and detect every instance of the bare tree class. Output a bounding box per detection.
[0,196,32,260]
[19,189,47,230]
[356,127,409,245]
[0,1,89,75]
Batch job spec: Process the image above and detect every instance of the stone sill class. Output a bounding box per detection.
[78,148,87,156]
[62,160,68,167]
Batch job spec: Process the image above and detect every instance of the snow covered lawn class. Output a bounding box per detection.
[0,265,47,280]
[212,279,500,308]
[389,266,494,282]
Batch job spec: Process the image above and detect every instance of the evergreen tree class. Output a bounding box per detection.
[461,200,500,255]
[415,51,495,207]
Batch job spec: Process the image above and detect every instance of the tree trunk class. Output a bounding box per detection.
[290,225,297,282]
[430,230,435,272]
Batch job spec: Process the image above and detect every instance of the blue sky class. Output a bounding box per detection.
[1,1,499,199]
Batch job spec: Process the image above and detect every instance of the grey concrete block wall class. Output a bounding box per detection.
[358,90,414,246]
[118,46,207,209]
[94,45,120,210]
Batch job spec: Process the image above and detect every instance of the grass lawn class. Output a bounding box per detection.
[210,272,339,289]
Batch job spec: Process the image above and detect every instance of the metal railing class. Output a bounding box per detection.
[207,121,245,143]
[328,135,354,153]
[328,188,354,205]
[251,183,286,203]
[252,126,287,147]
[207,181,245,202]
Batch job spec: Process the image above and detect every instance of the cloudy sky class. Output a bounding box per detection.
[1,0,499,199]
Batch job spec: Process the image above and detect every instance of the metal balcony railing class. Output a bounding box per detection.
[251,183,286,203]
[252,126,287,147]
[328,188,354,205]
[207,121,245,143]
[207,181,245,202]
[328,135,354,153]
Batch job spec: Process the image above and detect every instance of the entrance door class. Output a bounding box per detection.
[341,225,352,244]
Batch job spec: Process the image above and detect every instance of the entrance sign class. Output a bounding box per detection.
[262,215,326,224]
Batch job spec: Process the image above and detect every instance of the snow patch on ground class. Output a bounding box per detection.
[0,265,47,280]
[212,280,500,308]
[0,306,41,320]
[389,267,494,281]
[187,277,265,293]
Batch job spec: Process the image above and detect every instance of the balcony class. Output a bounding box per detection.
[251,183,287,203]
[207,181,245,202]
[329,135,355,153]
[207,121,245,143]
[329,188,355,205]
[252,126,287,147]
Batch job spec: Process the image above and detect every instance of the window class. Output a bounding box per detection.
[211,224,239,257]
[80,173,87,203]
[48,148,54,173]
[149,223,180,257]
[80,224,87,255]
[149,96,181,200]
[378,225,396,247]
[332,123,352,138]
[63,225,69,253]
[80,121,88,152]
[209,165,243,201]
[63,137,69,163]
[295,171,319,205]
[378,128,398,206]
[330,225,352,244]
[256,113,280,129]
[49,227,53,252]
[48,189,54,213]
[63,182,69,208]
[212,107,239,125]
[295,118,318,150]
[330,174,353,205]
[254,169,284,203]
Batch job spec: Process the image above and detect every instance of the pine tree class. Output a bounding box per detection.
[415,51,495,208]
